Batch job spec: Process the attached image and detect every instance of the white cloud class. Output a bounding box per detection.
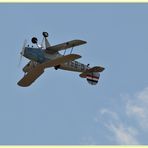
[94,87,148,144]
[126,87,148,129]
[137,87,148,104]
[94,108,119,123]
[95,108,139,145]
[100,108,119,120]
[105,122,139,145]
[126,104,145,118]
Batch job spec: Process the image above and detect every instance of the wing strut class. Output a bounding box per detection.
[63,46,74,56]
[63,49,67,56]
[70,47,74,54]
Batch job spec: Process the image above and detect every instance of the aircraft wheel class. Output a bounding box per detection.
[54,65,60,70]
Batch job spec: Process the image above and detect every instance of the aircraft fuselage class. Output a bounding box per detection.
[23,46,89,73]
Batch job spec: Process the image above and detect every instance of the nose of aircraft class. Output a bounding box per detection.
[20,39,27,55]
[18,39,27,66]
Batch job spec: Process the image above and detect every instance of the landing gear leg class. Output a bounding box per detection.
[54,65,60,70]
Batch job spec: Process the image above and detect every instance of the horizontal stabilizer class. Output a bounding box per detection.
[80,66,105,78]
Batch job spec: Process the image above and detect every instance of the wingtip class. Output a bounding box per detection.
[71,54,82,59]
[99,66,105,72]
[82,40,87,44]
[17,81,29,87]
[75,39,87,44]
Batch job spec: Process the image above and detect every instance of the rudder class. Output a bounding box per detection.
[86,72,100,85]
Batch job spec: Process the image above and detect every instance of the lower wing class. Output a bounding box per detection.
[17,54,81,87]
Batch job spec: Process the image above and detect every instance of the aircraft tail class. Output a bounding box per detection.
[86,72,100,85]
[79,66,104,85]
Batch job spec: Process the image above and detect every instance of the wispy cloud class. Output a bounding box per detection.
[96,108,139,145]
[137,87,148,104]
[126,87,148,129]
[94,87,148,145]
[105,118,139,144]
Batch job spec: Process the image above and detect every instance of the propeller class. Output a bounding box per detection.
[18,39,27,67]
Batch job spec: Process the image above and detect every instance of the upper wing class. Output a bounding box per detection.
[45,39,87,54]
[79,66,105,78]
[17,54,81,87]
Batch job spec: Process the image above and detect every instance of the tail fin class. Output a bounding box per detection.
[86,72,100,85]
[79,66,105,85]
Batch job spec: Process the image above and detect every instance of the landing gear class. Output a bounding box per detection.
[31,37,38,44]
[54,65,60,70]
[43,32,48,38]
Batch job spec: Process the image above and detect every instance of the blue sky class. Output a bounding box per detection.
[0,3,148,145]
